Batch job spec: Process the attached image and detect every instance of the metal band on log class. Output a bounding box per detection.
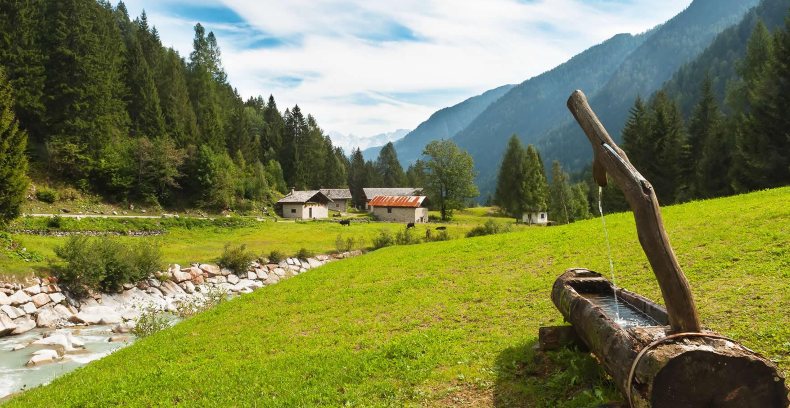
[551,90,790,407]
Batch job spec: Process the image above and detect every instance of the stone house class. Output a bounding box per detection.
[361,188,422,210]
[276,190,332,219]
[369,195,428,223]
[319,189,352,213]
[522,211,549,225]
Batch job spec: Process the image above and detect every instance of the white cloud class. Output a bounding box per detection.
[121,0,692,145]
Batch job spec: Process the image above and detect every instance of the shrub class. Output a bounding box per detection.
[47,215,63,229]
[395,228,421,245]
[296,247,314,259]
[426,229,451,242]
[60,188,80,201]
[268,249,286,264]
[132,305,171,338]
[372,230,394,249]
[53,237,162,297]
[335,234,356,253]
[466,219,511,238]
[35,188,58,203]
[218,243,255,273]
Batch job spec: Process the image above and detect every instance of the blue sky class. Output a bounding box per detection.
[121,0,692,151]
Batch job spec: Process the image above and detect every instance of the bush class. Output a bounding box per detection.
[268,249,286,264]
[60,188,80,201]
[132,305,171,338]
[466,219,512,238]
[36,188,59,203]
[372,230,394,249]
[47,215,63,229]
[218,243,255,274]
[426,229,451,242]
[53,236,162,297]
[335,234,356,253]
[395,228,421,245]
[295,247,314,260]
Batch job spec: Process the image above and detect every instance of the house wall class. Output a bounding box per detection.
[372,207,428,223]
[329,200,349,212]
[522,212,548,225]
[282,203,329,219]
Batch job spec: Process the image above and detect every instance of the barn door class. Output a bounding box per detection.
[309,207,313,218]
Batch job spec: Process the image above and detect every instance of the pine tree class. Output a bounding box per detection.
[188,23,223,151]
[522,145,549,221]
[621,96,651,170]
[688,77,729,197]
[0,68,30,225]
[494,135,528,218]
[423,140,478,220]
[647,92,687,203]
[569,183,592,221]
[158,49,198,147]
[406,160,427,188]
[375,142,406,187]
[549,161,573,224]
[124,36,165,138]
[347,148,367,208]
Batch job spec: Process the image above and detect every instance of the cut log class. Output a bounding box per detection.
[552,269,789,408]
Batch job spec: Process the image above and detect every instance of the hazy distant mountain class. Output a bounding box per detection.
[362,84,515,163]
[329,129,410,153]
[535,0,760,175]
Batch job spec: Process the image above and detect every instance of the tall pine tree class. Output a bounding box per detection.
[494,135,528,218]
[0,68,29,225]
[375,142,405,187]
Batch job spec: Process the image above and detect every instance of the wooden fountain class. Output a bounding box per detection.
[544,90,789,407]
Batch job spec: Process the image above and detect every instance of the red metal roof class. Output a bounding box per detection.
[368,195,426,208]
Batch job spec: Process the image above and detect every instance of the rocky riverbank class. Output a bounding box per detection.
[0,250,362,340]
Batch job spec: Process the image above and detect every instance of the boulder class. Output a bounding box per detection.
[227,274,240,285]
[121,311,139,321]
[192,275,204,285]
[172,270,192,283]
[264,275,280,285]
[12,316,36,334]
[42,284,61,293]
[109,335,129,343]
[21,302,37,315]
[26,349,61,367]
[53,304,75,320]
[146,287,164,297]
[220,268,232,277]
[1,304,24,319]
[147,278,161,288]
[73,306,122,325]
[160,280,184,297]
[0,292,9,306]
[9,290,32,306]
[256,270,269,280]
[122,283,134,290]
[36,307,60,328]
[113,323,134,333]
[32,293,51,308]
[273,268,286,277]
[199,264,220,277]
[299,268,307,274]
[0,312,17,336]
[307,258,322,268]
[247,272,257,281]
[49,292,66,305]
[286,258,295,266]
[23,285,41,295]
[169,264,181,274]
[266,264,278,271]
[180,281,196,294]
[215,276,227,284]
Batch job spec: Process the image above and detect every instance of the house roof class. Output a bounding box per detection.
[277,190,333,204]
[362,188,422,199]
[319,189,352,200]
[368,195,427,208]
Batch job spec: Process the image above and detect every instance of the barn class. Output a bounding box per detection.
[276,190,332,219]
[362,188,422,210]
[319,189,352,213]
[369,195,429,223]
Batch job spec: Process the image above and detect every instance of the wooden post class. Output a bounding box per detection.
[566,90,700,333]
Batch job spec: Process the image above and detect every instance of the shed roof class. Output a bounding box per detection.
[277,190,333,204]
[362,188,422,199]
[319,189,352,200]
[368,195,427,208]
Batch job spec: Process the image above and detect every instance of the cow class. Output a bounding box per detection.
[435,226,447,231]
[406,222,415,229]
[339,219,351,226]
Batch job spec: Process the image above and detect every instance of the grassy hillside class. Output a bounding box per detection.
[6,188,789,407]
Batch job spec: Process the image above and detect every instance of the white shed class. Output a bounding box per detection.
[522,211,549,225]
[277,190,332,219]
[369,195,429,223]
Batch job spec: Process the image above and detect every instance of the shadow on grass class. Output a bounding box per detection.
[493,339,622,407]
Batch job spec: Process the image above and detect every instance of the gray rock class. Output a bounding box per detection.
[256,270,269,280]
[215,276,227,284]
[31,293,51,308]
[122,283,134,290]
[53,304,74,320]
[1,304,24,319]
[147,278,161,288]
[34,333,84,351]
[172,270,192,283]
[26,349,61,366]
[265,275,280,285]
[227,274,240,285]
[307,258,322,268]
[12,316,36,334]
[49,292,66,305]
[0,292,9,306]
[21,302,37,315]
[220,268,232,276]
[180,281,196,294]
[0,312,16,336]
[199,264,221,277]
[121,311,139,321]
[109,335,129,343]
[273,268,286,277]
[9,290,32,306]
[73,306,122,325]
[146,287,164,297]
[299,268,307,274]
[112,323,134,333]
[23,285,41,295]
[247,272,257,280]
[36,307,60,328]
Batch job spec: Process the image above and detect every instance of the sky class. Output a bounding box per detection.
[121,0,693,150]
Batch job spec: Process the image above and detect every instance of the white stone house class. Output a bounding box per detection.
[522,211,549,225]
[369,195,429,223]
[319,189,352,213]
[276,190,332,219]
[362,188,422,210]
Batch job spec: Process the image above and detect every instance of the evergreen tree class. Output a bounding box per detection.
[0,68,30,225]
[422,140,478,220]
[406,160,427,188]
[647,92,687,203]
[494,135,528,218]
[158,49,198,147]
[188,23,223,151]
[375,142,406,187]
[549,161,573,224]
[688,77,729,197]
[124,36,165,138]
[569,183,592,221]
[522,145,549,222]
[621,96,651,169]
[322,143,347,188]
[347,148,367,208]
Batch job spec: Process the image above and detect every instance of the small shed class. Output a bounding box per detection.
[277,190,333,219]
[319,189,352,213]
[369,195,428,223]
[522,211,548,225]
[362,188,422,210]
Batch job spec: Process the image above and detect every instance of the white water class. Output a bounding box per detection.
[598,186,622,324]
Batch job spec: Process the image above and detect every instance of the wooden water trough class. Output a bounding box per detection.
[544,90,789,407]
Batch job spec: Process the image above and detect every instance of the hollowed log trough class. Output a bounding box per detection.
[544,90,789,407]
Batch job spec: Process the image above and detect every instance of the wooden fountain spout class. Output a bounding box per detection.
[566,89,700,334]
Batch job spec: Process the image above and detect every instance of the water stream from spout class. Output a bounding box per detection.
[598,186,622,323]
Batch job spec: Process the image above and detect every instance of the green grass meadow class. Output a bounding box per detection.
[3,187,789,406]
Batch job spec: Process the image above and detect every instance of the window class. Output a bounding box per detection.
[540,213,545,219]
[387,208,392,213]
[291,208,296,214]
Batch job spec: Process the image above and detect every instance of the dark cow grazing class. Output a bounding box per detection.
[435,226,447,231]
[339,219,351,226]
[406,222,415,229]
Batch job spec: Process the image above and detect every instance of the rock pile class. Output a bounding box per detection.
[0,251,361,338]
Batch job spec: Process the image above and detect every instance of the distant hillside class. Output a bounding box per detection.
[536,0,760,175]
[363,84,514,164]
[331,129,410,154]
[451,32,649,198]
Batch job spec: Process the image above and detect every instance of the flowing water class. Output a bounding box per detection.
[597,186,622,323]
[584,293,661,328]
[0,326,132,399]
